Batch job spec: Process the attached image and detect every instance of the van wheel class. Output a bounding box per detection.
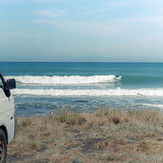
[0,129,7,163]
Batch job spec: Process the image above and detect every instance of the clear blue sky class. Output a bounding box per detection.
[0,0,163,62]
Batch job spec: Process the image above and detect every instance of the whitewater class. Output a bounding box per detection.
[7,75,121,85]
[8,75,163,97]
[12,88,163,96]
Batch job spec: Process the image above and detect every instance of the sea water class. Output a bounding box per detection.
[1,62,163,117]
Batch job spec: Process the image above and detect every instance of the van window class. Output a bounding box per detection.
[0,77,4,90]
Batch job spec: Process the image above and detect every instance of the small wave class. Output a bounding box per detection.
[143,103,163,109]
[12,88,163,96]
[7,75,121,85]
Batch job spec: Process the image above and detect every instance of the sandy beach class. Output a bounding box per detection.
[7,108,163,163]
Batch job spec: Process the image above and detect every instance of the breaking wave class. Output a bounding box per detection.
[12,88,163,96]
[7,75,121,85]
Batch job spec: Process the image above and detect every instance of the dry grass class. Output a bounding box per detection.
[7,108,163,163]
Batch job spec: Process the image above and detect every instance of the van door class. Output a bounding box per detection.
[0,75,15,142]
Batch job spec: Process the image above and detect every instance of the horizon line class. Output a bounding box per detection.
[1,61,163,63]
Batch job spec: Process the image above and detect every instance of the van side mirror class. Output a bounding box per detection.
[6,79,16,90]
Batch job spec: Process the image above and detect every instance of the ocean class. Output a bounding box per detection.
[1,62,163,117]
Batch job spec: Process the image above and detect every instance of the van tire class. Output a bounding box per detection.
[0,129,7,163]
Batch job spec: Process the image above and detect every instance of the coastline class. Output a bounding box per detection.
[7,108,163,163]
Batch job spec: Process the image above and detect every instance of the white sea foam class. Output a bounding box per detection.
[7,75,121,85]
[143,103,163,109]
[12,88,163,96]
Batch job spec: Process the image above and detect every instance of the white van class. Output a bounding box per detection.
[0,72,17,163]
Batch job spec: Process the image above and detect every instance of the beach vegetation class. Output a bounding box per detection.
[7,108,163,163]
